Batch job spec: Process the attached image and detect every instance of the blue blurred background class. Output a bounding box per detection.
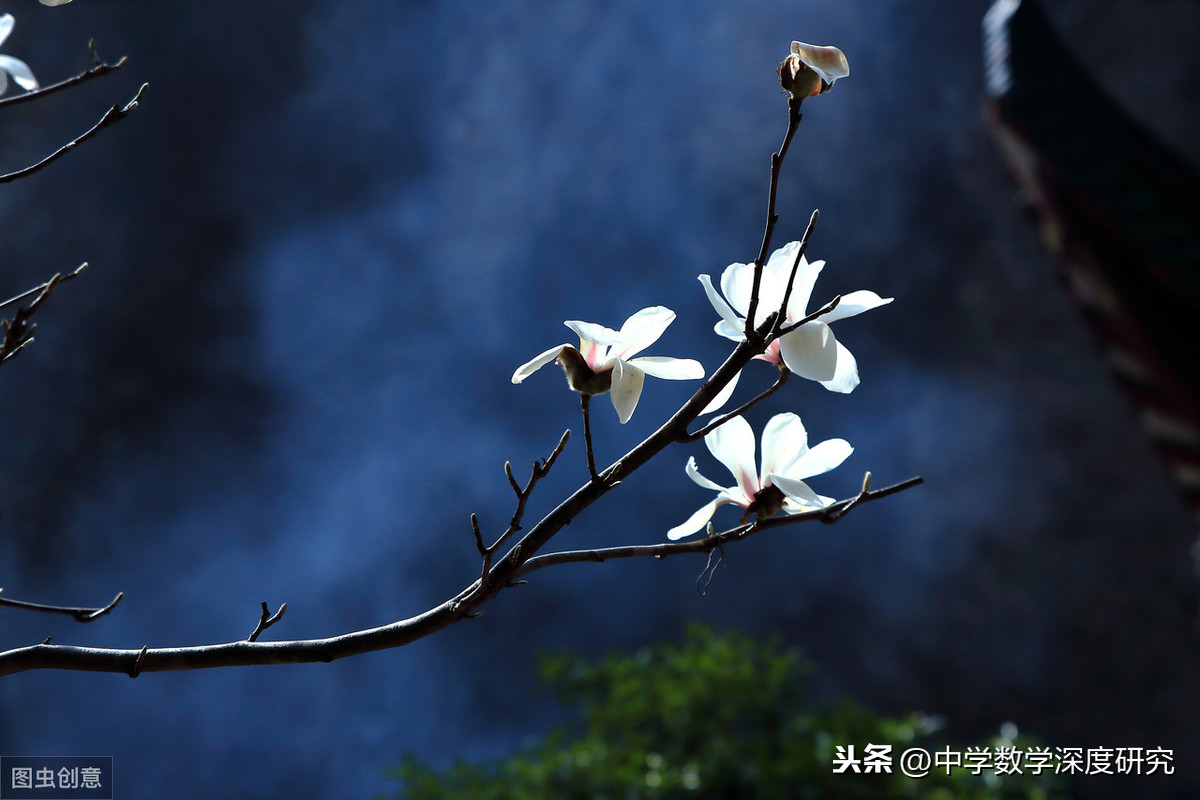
[1,1,1198,797]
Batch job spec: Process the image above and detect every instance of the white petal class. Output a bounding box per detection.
[699,274,744,333]
[609,359,645,423]
[610,306,675,360]
[40,0,76,5]
[784,257,824,322]
[818,340,860,394]
[820,290,893,324]
[705,415,758,500]
[0,15,14,46]
[511,344,568,384]
[713,318,743,343]
[699,368,741,415]
[760,413,808,479]
[787,438,853,480]
[791,41,851,85]
[762,242,803,317]
[564,319,622,346]
[685,455,727,492]
[0,55,36,92]
[667,497,725,540]
[769,474,826,508]
[719,261,754,320]
[778,321,837,382]
[628,356,704,380]
[781,496,831,514]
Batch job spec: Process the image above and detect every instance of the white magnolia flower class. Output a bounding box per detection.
[699,241,891,409]
[40,1,75,6]
[667,413,851,540]
[512,305,704,424]
[780,41,850,99]
[0,14,38,96]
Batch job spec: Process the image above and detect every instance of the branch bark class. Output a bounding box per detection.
[0,83,147,184]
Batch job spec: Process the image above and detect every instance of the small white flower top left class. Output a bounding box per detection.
[667,412,851,540]
[512,306,704,424]
[0,14,38,96]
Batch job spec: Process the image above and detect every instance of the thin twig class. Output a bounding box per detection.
[513,476,924,577]
[0,589,123,623]
[777,294,841,338]
[247,602,288,642]
[771,208,820,339]
[745,96,804,339]
[580,394,599,482]
[0,83,148,184]
[0,40,127,110]
[683,368,791,442]
[0,264,88,367]
[0,262,88,312]
[468,430,571,596]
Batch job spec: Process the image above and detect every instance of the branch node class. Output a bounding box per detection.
[127,645,148,679]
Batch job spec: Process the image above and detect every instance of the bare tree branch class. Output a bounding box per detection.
[0,263,87,367]
[512,476,924,576]
[683,367,791,443]
[468,430,570,595]
[0,40,126,111]
[771,208,820,339]
[745,95,804,339]
[0,57,922,679]
[0,588,123,623]
[0,82,147,184]
[580,394,600,482]
[0,478,921,677]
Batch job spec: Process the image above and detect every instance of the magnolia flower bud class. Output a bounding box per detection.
[779,41,850,100]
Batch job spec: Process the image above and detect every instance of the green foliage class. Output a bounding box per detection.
[384,625,1069,800]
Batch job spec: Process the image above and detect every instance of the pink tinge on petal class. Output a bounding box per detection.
[704,415,758,503]
[753,340,784,366]
[579,338,607,371]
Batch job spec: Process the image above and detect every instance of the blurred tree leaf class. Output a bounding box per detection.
[383,625,1069,800]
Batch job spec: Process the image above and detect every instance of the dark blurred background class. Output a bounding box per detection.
[1,1,1198,797]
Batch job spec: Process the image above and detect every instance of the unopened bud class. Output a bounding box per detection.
[779,41,850,100]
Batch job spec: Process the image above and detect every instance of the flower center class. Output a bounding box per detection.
[557,347,614,396]
[748,484,786,520]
